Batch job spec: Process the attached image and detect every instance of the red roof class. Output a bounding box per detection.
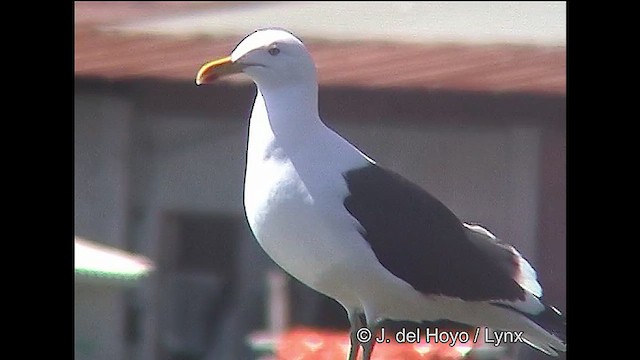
[75,2,565,95]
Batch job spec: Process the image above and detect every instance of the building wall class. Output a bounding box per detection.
[74,79,565,360]
[75,90,132,360]
[74,92,131,249]
[75,282,127,360]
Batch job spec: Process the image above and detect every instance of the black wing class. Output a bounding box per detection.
[342,164,526,301]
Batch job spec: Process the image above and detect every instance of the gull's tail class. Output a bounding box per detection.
[492,300,566,356]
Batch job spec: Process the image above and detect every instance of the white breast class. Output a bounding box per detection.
[243,93,376,302]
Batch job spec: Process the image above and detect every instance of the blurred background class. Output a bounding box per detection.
[74,2,566,360]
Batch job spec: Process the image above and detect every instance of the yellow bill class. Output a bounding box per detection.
[195,56,245,85]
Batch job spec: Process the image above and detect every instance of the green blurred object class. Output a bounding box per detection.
[74,236,154,284]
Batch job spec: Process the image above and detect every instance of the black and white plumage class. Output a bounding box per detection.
[196,28,566,359]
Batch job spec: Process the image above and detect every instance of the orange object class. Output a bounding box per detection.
[274,327,478,360]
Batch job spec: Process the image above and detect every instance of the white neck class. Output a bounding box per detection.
[246,81,374,175]
[255,82,324,142]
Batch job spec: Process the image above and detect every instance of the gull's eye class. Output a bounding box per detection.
[268,46,280,56]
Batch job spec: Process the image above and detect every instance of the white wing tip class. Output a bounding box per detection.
[463,222,542,298]
[516,255,543,297]
[463,223,497,239]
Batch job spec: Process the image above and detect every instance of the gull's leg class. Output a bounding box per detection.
[348,311,366,360]
[361,320,380,360]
